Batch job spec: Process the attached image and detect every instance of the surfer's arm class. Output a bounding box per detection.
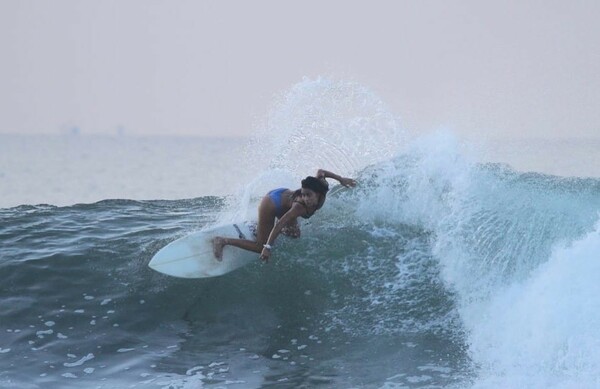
[260,204,304,262]
[316,169,357,188]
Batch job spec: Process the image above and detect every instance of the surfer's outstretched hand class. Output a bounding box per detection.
[316,169,357,189]
[340,177,357,188]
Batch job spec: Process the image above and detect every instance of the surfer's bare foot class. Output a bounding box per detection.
[212,237,226,261]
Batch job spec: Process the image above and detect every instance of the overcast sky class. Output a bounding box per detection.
[1,0,599,139]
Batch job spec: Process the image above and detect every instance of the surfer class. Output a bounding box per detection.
[212,169,357,262]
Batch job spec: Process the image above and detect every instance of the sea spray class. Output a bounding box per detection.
[218,77,406,224]
[251,77,405,177]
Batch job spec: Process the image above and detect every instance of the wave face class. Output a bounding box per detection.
[2,79,600,388]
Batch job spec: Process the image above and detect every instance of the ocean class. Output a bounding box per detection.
[1,79,600,388]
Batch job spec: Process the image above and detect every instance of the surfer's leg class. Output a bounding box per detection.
[212,234,267,259]
[255,196,276,245]
[215,237,262,254]
[212,196,275,260]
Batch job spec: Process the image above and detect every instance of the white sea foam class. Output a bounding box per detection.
[186,366,203,376]
[36,329,53,338]
[63,353,94,367]
[468,221,600,388]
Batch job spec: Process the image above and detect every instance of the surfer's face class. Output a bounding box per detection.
[300,188,319,207]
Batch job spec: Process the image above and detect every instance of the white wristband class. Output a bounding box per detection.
[263,244,272,250]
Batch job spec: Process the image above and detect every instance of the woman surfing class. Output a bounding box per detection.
[212,169,357,262]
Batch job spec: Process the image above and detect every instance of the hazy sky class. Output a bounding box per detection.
[1,0,599,139]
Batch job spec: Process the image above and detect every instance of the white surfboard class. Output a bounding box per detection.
[148,222,257,278]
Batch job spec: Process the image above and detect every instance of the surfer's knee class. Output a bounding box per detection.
[212,236,227,250]
[217,236,230,245]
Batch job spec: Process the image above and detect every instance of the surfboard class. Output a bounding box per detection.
[148,222,257,278]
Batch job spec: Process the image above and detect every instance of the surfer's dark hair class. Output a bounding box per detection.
[301,176,329,196]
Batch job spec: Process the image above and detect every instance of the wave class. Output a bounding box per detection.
[3,78,600,387]
[335,131,600,388]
